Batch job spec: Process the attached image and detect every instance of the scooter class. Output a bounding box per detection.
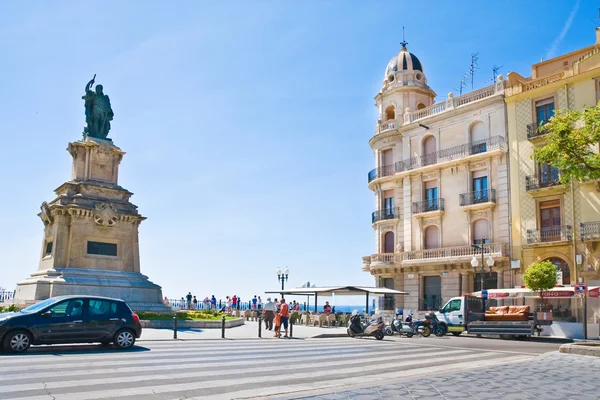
[347,311,385,340]
[422,312,448,337]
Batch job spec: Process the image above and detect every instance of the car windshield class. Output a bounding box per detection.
[19,298,59,313]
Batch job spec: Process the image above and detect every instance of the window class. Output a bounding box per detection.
[442,299,462,313]
[539,164,559,186]
[47,299,84,318]
[87,241,117,257]
[474,272,498,292]
[596,78,600,103]
[88,299,118,316]
[470,121,487,154]
[44,241,53,257]
[539,200,561,242]
[417,102,426,110]
[472,172,488,202]
[535,98,555,125]
[547,258,570,285]
[424,181,438,211]
[422,276,442,310]
[424,226,439,250]
[381,149,393,168]
[385,105,395,121]
[383,190,394,216]
[473,219,490,245]
[383,231,395,253]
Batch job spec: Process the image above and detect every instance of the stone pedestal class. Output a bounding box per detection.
[13,137,171,313]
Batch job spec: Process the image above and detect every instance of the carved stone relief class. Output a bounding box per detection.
[94,202,118,227]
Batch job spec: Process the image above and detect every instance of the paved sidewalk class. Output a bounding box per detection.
[139,320,348,341]
[288,352,600,400]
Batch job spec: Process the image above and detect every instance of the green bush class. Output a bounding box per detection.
[135,310,229,321]
[0,305,20,313]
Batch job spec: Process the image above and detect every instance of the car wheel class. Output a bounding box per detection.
[406,333,413,338]
[113,329,136,350]
[451,332,462,337]
[4,330,32,353]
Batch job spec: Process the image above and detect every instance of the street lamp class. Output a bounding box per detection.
[277,267,289,292]
[471,239,495,292]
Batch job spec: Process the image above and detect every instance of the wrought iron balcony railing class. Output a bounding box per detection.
[412,198,444,214]
[459,189,496,206]
[525,169,560,191]
[526,225,572,244]
[371,207,401,223]
[367,164,394,183]
[580,221,600,241]
[367,136,506,183]
[527,122,548,140]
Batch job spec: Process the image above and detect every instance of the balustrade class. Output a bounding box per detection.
[581,221,600,241]
[526,225,572,244]
[522,72,564,92]
[402,243,505,262]
[459,189,496,206]
[370,253,397,264]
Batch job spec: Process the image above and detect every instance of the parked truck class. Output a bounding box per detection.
[435,292,549,338]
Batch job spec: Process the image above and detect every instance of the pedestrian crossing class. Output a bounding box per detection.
[0,338,536,400]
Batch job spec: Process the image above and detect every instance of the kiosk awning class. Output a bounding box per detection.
[471,287,600,299]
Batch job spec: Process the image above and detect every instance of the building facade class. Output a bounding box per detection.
[506,28,600,291]
[362,43,511,313]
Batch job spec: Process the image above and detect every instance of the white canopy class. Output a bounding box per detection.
[471,286,600,299]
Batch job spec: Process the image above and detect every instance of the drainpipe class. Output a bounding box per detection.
[503,97,514,288]
[565,84,578,285]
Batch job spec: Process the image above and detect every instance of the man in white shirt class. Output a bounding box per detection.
[263,297,276,330]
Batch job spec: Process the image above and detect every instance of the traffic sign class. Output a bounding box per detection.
[575,283,588,295]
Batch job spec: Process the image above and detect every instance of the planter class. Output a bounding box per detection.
[140,318,244,329]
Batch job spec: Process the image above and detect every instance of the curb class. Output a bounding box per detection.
[559,342,600,357]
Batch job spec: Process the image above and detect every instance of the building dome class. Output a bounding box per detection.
[385,43,423,78]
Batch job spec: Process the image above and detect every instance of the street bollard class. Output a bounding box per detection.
[221,316,226,339]
[173,314,178,339]
[290,317,293,338]
[258,315,262,338]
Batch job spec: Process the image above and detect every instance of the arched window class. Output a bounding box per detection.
[417,103,426,110]
[470,121,487,154]
[546,258,570,285]
[383,231,395,253]
[473,219,490,245]
[422,136,437,166]
[424,226,439,250]
[385,105,395,121]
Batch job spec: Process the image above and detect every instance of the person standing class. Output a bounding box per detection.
[274,298,279,310]
[186,292,193,310]
[211,295,217,310]
[280,298,290,338]
[232,295,238,309]
[263,297,275,330]
[203,296,210,310]
[252,295,258,310]
[192,296,198,310]
[225,296,231,312]
[257,296,263,310]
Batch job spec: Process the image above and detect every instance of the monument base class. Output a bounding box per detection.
[13,267,173,313]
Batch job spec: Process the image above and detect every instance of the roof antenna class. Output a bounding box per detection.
[400,26,408,49]
[467,52,479,90]
[492,65,503,83]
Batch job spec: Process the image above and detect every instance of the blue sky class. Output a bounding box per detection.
[0,1,595,305]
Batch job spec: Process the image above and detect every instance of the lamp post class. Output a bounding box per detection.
[471,239,495,292]
[277,267,289,294]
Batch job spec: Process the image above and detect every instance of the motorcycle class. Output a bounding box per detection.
[347,311,385,340]
[418,312,448,337]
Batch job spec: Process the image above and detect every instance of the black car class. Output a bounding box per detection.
[0,295,142,353]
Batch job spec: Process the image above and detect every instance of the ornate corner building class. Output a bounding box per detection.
[505,28,600,290]
[362,43,511,312]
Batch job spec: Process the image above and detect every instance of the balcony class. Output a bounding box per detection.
[402,242,506,265]
[377,119,398,134]
[526,225,572,244]
[367,165,394,183]
[419,296,443,311]
[580,222,600,241]
[412,198,444,214]
[527,122,548,140]
[371,207,400,224]
[526,169,561,192]
[459,189,496,207]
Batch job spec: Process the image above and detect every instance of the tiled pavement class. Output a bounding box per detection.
[296,353,600,400]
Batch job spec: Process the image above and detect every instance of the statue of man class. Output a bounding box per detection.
[82,74,114,139]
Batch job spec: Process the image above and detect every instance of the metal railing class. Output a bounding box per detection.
[403,242,505,262]
[580,221,600,241]
[527,122,548,140]
[527,225,572,244]
[378,296,396,311]
[525,168,560,191]
[367,164,394,183]
[398,136,505,172]
[459,189,496,206]
[0,290,15,303]
[419,296,442,311]
[372,207,401,223]
[412,198,444,214]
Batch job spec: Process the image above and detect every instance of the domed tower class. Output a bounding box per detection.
[376,41,436,123]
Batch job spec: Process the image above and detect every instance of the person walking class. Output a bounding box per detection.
[274,298,279,310]
[273,310,281,338]
[211,295,217,310]
[225,296,231,312]
[257,296,263,310]
[280,298,290,338]
[263,297,275,330]
[252,295,258,310]
[186,292,193,310]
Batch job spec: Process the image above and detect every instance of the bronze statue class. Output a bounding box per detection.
[82,74,114,139]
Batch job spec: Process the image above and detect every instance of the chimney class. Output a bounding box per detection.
[596,27,600,44]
